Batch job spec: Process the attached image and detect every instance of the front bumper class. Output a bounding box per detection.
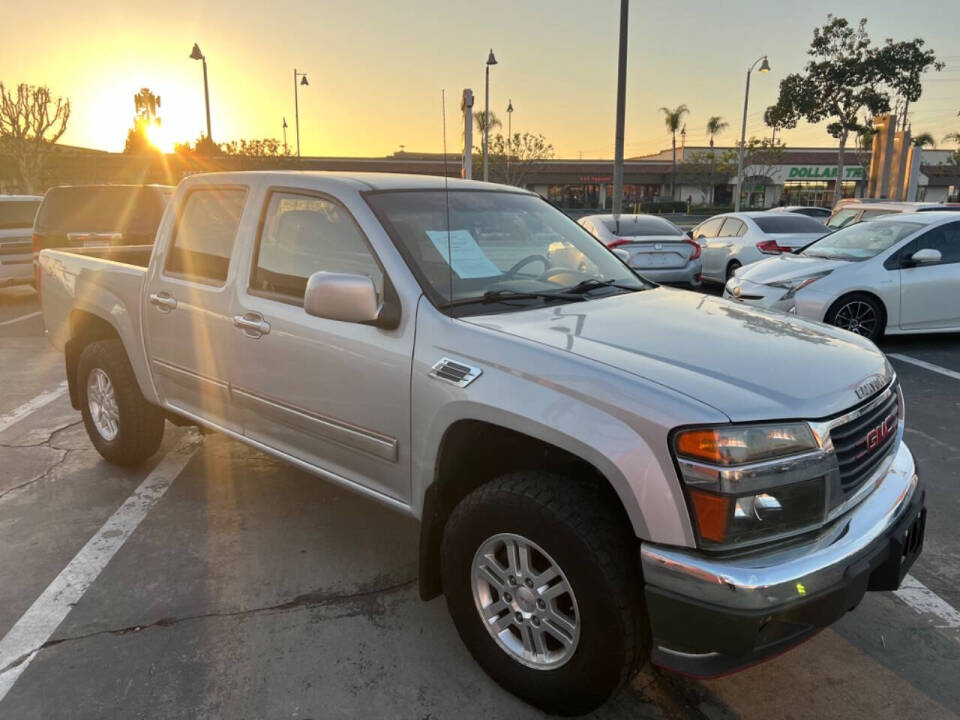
[641,441,924,676]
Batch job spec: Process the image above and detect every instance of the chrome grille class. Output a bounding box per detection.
[830,385,900,495]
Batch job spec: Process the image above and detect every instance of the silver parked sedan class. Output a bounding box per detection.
[578,213,701,287]
[691,211,828,284]
[0,195,42,289]
[725,212,960,341]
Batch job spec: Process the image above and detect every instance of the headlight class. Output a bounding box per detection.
[768,270,832,300]
[673,424,828,549]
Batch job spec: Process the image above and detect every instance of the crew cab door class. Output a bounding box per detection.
[227,188,413,503]
[898,220,960,330]
[142,185,248,432]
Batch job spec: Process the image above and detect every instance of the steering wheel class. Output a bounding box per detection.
[504,254,550,278]
[537,267,595,284]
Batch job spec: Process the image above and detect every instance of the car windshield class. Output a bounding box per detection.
[36,186,172,234]
[0,200,41,230]
[600,216,683,237]
[801,220,922,261]
[365,190,646,313]
[752,215,828,233]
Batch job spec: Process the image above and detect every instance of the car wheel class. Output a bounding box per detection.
[725,260,741,282]
[441,472,649,716]
[825,293,885,341]
[78,339,165,465]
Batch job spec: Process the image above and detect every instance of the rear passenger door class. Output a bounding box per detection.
[691,217,726,280]
[228,189,414,503]
[898,221,960,330]
[143,185,248,432]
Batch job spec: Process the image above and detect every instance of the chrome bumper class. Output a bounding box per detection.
[641,440,917,613]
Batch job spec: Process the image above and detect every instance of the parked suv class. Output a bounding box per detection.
[0,195,42,289]
[32,184,173,288]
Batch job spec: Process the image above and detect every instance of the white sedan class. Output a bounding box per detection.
[691,212,828,283]
[724,212,960,341]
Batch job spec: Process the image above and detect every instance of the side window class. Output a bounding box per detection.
[719,218,745,237]
[252,192,384,303]
[692,217,725,240]
[166,188,247,284]
[913,221,960,265]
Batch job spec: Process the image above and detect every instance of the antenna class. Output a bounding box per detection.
[441,90,454,317]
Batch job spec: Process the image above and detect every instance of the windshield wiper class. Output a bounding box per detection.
[562,278,644,294]
[438,289,583,309]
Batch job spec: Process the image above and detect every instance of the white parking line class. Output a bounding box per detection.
[895,574,960,632]
[0,311,42,328]
[888,353,960,382]
[0,382,68,435]
[0,433,200,703]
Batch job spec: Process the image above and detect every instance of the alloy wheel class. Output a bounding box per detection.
[87,368,120,441]
[833,300,878,337]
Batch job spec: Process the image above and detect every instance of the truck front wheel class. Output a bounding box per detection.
[77,339,165,465]
[440,472,649,715]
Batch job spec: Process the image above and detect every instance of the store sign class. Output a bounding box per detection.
[579,175,612,183]
[787,166,864,180]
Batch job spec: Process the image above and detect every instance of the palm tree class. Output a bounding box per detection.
[944,131,960,147]
[473,110,503,138]
[705,116,728,205]
[659,105,689,201]
[912,132,936,148]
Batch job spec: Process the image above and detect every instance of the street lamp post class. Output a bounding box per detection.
[506,99,513,176]
[294,69,309,158]
[612,0,629,218]
[735,55,770,211]
[483,49,497,182]
[189,43,212,144]
[282,117,289,156]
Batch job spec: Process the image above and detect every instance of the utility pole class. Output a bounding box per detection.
[612,0,629,219]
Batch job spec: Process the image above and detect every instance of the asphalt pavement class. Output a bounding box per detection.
[0,284,957,719]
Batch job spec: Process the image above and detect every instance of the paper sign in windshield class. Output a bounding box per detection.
[425,230,502,279]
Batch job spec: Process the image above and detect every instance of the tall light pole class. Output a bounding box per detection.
[294,69,309,158]
[506,99,513,176]
[735,55,770,211]
[483,49,498,182]
[189,43,212,144]
[282,117,289,156]
[612,0,629,218]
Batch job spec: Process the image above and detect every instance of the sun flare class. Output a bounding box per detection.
[145,122,173,153]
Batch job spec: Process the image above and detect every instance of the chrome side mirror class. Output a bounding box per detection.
[304,271,380,323]
[907,248,942,265]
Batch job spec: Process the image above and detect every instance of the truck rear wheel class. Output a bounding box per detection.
[78,339,165,465]
[440,472,649,716]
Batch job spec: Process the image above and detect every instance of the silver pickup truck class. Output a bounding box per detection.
[40,172,926,715]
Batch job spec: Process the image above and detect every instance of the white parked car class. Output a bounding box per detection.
[725,212,960,340]
[691,212,828,284]
[578,213,702,287]
[0,194,42,289]
[768,206,832,222]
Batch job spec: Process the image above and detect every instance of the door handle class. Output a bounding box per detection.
[233,313,271,339]
[149,292,178,312]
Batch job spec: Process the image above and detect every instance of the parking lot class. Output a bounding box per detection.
[0,283,958,719]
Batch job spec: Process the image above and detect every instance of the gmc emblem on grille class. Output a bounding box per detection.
[866,412,897,450]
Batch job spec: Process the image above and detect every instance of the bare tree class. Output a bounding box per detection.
[0,82,71,192]
[485,132,554,186]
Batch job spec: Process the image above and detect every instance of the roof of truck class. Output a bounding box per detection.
[182,171,533,194]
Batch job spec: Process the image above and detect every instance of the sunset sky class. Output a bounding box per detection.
[5,0,959,158]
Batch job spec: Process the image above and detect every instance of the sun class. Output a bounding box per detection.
[145,122,174,153]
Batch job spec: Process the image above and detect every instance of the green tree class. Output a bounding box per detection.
[659,104,689,200]
[218,137,289,157]
[911,132,935,148]
[123,88,162,154]
[765,15,943,206]
[473,110,502,137]
[0,82,70,193]
[704,116,729,203]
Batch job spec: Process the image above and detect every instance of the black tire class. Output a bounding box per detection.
[825,293,885,342]
[725,260,741,281]
[77,339,165,465]
[441,472,649,716]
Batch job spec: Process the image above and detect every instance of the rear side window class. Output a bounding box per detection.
[251,192,383,302]
[753,215,827,233]
[166,188,247,284]
[0,201,41,229]
[692,217,725,239]
[719,218,746,236]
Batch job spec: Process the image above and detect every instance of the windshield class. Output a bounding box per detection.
[365,190,645,312]
[600,216,683,237]
[36,186,172,234]
[752,215,828,234]
[0,200,41,230]
[801,220,921,261]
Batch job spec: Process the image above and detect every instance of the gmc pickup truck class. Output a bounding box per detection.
[40,172,926,715]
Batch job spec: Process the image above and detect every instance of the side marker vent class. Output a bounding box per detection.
[430,358,482,388]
